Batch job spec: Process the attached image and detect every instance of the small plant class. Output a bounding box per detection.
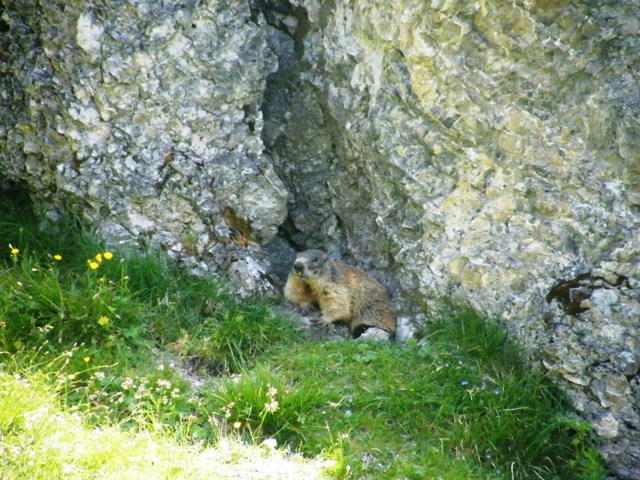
[175,302,304,375]
[0,244,147,355]
[205,365,332,445]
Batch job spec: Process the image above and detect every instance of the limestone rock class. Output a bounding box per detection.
[258,1,640,476]
[356,327,391,343]
[0,0,285,296]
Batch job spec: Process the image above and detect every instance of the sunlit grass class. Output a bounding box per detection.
[0,369,334,480]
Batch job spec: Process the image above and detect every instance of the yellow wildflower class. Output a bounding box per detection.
[53,254,62,261]
[95,253,103,263]
[83,357,91,363]
[233,421,242,429]
[88,261,100,270]
[97,316,110,326]
[9,244,19,255]
[103,251,114,260]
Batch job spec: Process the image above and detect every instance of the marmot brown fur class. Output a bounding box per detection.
[284,249,396,337]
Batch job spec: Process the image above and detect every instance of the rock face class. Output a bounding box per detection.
[258,1,640,477]
[2,0,640,477]
[0,0,286,295]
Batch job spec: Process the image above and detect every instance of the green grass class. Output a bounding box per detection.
[0,189,611,479]
[213,331,602,479]
[0,368,333,480]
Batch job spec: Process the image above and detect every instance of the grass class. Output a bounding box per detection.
[0,189,611,479]
[0,369,332,480]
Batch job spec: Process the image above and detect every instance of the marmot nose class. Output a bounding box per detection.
[293,262,304,273]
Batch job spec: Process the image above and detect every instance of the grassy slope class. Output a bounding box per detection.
[0,190,610,479]
[0,370,332,480]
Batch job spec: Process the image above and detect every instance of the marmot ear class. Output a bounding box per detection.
[321,251,329,262]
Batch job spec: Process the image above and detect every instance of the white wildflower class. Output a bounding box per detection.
[262,438,278,449]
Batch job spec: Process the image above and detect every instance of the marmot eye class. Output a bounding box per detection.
[312,257,319,263]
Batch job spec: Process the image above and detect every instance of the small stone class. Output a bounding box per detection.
[591,375,631,410]
[357,327,392,342]
[616,351,639,377]
[563,374,589,386]
[593,413,619,439]
[395,315,416,342]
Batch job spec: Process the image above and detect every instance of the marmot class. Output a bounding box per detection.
[284,249,396,337]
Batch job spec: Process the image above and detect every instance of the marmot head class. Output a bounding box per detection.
[291,249,329,280]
